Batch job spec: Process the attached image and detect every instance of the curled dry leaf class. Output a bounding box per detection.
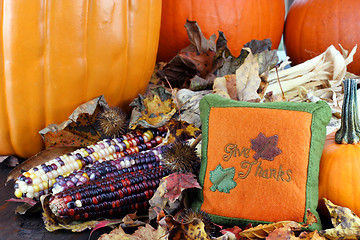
[159,20,222,90]
[239,221,302,239]
[98,224,168,240]
[148,172,201,220]
[39,95,109,149]
[175,89,212,128]
[7,197,41,215]
[0,155,19,167]
[319,198,360,240]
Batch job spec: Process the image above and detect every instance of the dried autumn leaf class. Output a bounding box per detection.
[319,198,360,240]
[0,155,19,167]
[236,49,262,102]
[164,172,201,202]
[266,226,325,240]
[298,230,326,240]
[39,95,108,149]
[175,89,212,128]
[133,224,168,240]
[148,173,201,219]
[98,228,130,240]
[239,221,302,239]
[221,226,243,240]
[129,87,177,129]
[265,225,296,240]
[159,20,222,90]
[149,178,172,220]
[166,119,201,144]
[7,197,41,215]
[98,224,169,240]
[244,39,273,55]
[159,215,211,240]
[221,224,253,240]
[213,75,237,100]
[6,146,79,184]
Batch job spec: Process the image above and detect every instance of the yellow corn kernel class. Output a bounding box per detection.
[43,181,49,189]
[29,173,36,179]
[23,172,30,178]
[146,130,154,139]
[123,140,130,149]
[14,189,22,198]
[81,149,89,157]
[76,160,83,168]
[82,172,89,180]
[93,152,100,161]
[33,185,40,193]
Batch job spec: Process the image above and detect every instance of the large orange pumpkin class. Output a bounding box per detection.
[319,79,360,216]
[157,0,286,62]
[0,0,162,158]
[284,0,360,75]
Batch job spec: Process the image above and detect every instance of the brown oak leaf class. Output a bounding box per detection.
[251,132,282,161]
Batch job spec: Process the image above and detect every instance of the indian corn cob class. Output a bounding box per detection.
[14,127,167,199]
[51,145,170,194]
[49,166,169,220]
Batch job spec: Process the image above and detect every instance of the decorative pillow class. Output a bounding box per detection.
[192,94,332,230]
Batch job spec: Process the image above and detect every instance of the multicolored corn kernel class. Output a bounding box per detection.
[13,127,167,200]
[51,145,169,194]
[49,166,169,220]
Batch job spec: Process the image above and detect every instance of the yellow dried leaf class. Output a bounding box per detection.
[129,87,177,129]
[98,227,133,240]
[239,221,302,239]
[235,49,261,102]
[166,120,201,144]
[319,199,360,240]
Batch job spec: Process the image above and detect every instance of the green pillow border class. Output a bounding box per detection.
[192,94,332,230]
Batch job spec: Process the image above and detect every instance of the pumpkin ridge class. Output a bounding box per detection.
[0,0,15,155]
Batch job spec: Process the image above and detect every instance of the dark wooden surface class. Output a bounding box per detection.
[0,163,110,240]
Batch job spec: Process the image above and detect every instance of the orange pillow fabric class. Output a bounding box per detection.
[192,94,332,230]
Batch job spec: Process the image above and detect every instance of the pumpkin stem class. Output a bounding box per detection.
[335,79,360,144]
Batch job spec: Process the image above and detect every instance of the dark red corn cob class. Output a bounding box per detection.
[49,166,169,220]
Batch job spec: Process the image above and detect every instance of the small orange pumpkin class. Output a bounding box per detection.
[319,79,360,216]
[284,0,360,74]
[157,0,286,62]
[0,0,162,158]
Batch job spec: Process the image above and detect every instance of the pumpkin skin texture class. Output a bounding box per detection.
[157,0,286,62]
[284,0,360,74]
[318,132,360,216]
[318,79,360,216]
[0,0,162,158]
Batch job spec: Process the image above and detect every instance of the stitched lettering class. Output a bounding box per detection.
[238,159,258,179]
[223,144,250,162]
[219,139,293,184]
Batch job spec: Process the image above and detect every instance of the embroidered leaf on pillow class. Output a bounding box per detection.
[251,133,282,161]
[209,164,237,193]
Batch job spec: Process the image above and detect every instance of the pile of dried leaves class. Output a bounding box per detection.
[4,19,360,239]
